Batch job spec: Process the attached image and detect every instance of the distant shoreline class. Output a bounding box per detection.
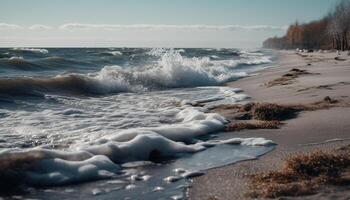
[263,0,350,51]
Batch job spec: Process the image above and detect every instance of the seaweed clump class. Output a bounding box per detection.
[247,146,350,198]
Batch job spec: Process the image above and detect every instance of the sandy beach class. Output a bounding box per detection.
[188,50,350,200]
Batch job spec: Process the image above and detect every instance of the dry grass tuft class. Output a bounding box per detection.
[267,76,295,87]
[247,148,350,198]
[250,96,342,121]
[252,103,305,121]
[218,96,347,133]
[226,121,282,132]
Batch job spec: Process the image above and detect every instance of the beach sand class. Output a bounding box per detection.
[188,50,350,200]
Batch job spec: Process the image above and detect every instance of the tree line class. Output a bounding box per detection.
[263,0,350,50]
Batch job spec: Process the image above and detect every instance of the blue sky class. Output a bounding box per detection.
[0,0,336,48]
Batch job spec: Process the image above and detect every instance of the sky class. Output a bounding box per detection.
[0,0,337,48]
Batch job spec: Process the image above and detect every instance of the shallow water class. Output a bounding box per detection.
[21,144,274,200]
[0,48,275,199]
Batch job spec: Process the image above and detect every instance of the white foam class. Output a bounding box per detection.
[0,96,277,187]
[8,56,24,61]
[181,171,205,178]
[12,48,49,54]
[199,137,275,147]
[221,137,276,146]
[25,155,120,186]
[0,134,197,186]
[0,48,276,189]
[92,188,104,195]
[102,107,227,144]
[171,194,184,200]
[4,48,269,96]
[152,186,164,192]
[125,184,137,190]
[79,49,253,93]
[108,51,123,56]
[173,168,186,174]
[164,176,182,183]
[0,127,274,187]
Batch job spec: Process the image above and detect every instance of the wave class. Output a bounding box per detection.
[0,106,274,187]
[0,49,254,96]
[36,56,93,67]
[108,51,123,56]
[0,56,93,72]
[0,73,131,96]
[0,56,44,71]
[97,51,124,57]
[0,49,272,96]
[0,48,276,193]
[11,47,49,54]
[8,56,24,60]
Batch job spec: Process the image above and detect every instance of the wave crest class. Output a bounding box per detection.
[0,49,271,96]
[11,48,49,54]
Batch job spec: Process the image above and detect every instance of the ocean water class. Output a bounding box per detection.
[0,48,275,199]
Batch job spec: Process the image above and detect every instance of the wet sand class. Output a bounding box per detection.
[188,50,350,200]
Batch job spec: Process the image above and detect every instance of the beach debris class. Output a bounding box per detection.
[267,68,315,87]
[247,146,350,198]
[242,102,255,112]
[335,56,346,61]
[252,103,303,121]
[323,96,338,104]
[298,81,350,92]
[226,121,282,132]
[218,96,349,133]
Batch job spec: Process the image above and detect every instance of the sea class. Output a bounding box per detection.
[0,47,275,200]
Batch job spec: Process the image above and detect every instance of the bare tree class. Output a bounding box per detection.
[328,0,350,50]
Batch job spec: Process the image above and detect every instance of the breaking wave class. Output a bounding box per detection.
[0,49,269,96]
[0,48,276,197]
[11,47,49,54]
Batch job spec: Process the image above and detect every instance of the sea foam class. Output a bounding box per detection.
[0,48,275,195]
[12,48,49,54]
[0,106,274,187]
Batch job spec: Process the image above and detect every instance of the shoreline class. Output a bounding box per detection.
[188,50,350,199]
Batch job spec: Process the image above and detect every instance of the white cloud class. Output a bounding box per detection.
[0,23,286,32]
[29,24,52,30]
[0,23,22,30]
[0,23,287,48]
[59,23,287,32]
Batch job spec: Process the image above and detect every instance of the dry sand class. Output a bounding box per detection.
[188,50,350,200]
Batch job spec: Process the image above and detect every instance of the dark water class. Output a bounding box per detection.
[0,48,275,200]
